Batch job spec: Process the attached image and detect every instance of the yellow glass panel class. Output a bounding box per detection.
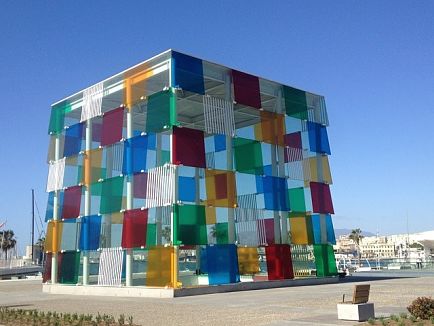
[290,217,309,245]
[146,246,174,287]
[45,220,63,253]
[205,169,237,208]
[83,148,103,186]
[321,156,333,184]
[237,247,260,275]
[309,157,318,182]
[205,206,216,224]
[254,111,285,146]
[111,212,124,224]
[308,156,332,184]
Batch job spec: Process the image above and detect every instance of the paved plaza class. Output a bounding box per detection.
[0,275,433,325]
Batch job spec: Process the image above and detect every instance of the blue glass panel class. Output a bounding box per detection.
[172,51,205,94]
[206,244,240,285]
[122,135,148,175]
[179,176,196,202]
[307,122,331,154]
[325,214,336,244]
[79,215,101,250]
[256,176,288,211]
[263,165,273,176]
[64,123,83,157]
[200,247,208,274]
[147,132,156,150]
[214,134,226,152]
[311,214,321,244]
[45,191,64,222]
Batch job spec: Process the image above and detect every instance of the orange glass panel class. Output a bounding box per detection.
[123,62,155,109]
[83,148,103,186]
[205,169,237,208]
[237,247,260,275]
[45,220,63,253]
[254,111,285,146]
[146,245,174,287]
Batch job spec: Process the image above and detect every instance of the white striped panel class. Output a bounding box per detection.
[319,97,329,126]
[97,248,124,286]
[145,164,176,208]
[203,95,235,136]
[285,159,312,181]
[305,93,329,126]
[46,157,65,192]
[111,142,124,172]
[81,82,104,122]
[285,147,303,162]
[257,219,267,245]
[236,194,257,209]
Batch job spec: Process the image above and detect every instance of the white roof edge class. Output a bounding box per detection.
[51,48,324,107]
[51,49,173,107]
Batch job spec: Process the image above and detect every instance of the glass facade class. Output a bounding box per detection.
[44,50,337,288]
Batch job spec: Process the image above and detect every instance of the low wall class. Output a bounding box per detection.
[43,276,338,298]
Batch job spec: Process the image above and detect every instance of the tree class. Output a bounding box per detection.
[0,230,17,260]
[348,228,363,266]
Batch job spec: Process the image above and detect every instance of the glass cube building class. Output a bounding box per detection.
[44,49,337,288]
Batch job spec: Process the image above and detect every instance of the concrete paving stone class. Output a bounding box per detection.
[0,275,433,326]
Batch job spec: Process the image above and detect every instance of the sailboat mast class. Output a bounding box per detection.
[31,189,35,263]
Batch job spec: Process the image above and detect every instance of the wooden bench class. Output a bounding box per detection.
[342,284,370,304]
[337,284,374,321]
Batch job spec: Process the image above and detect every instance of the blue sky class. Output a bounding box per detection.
[1,1,433,253]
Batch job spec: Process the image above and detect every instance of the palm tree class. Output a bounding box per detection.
[348,228,363,266]
[0,230,17,260]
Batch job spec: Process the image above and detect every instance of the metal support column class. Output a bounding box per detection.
[83,120,92,285]
[225,73,236,244]
[51,134,60,284]
[125,109,133,286]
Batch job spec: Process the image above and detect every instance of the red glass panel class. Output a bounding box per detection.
[214,173,228,199]
[265,244,294,280]
[284,132,302,148]
[310,182,334,214]
[172,126,206,168]
[264,218,275,244]
[133,173,147,199]
[121,208,148,248]
[62,185,82,219]
[232,70,261,109]
[101,107,124,146]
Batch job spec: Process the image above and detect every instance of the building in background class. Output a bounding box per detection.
[43,50,336,291]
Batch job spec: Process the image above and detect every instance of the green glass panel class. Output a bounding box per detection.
[90,182,102,196]
[146,224,156,247]
[283,86,308,120]
[174,204,207,245]
[145,90,177,133]
[313,244,337,277]
[288,187,306,213]
[161,150,171,165]
[59,251,80,284]
[100,176,124,214]
[48,102,71,135]
[216,222,228,244]
[305,216,314,244]
[233,138,263,175]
